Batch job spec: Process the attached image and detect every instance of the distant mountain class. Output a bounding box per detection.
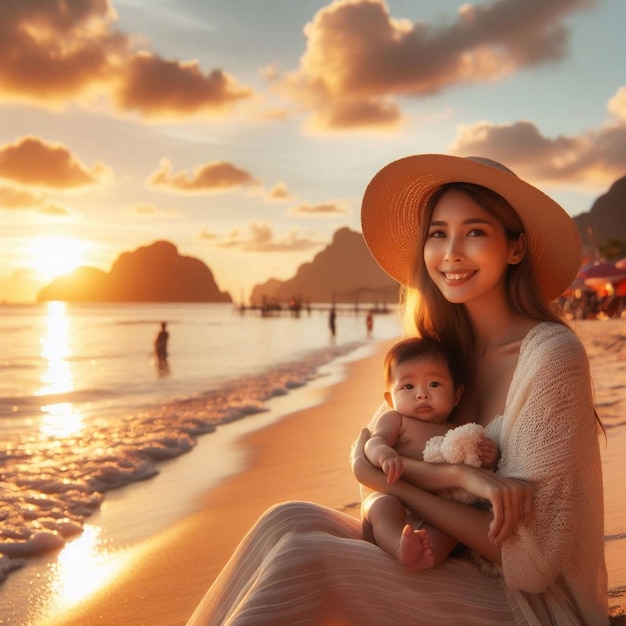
[573,175,626,250]
[37,241,232,303]
[250,227,399,305]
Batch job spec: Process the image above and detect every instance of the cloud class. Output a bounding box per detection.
[0,136,109,189]
[0,184,70,215]
[0,186,46,210]
[267,183,292,201]
[278,0,596,131]
[116,53,252,119]
[40,203,72,216]
[0,0,122,106]
[450,88,626,187]
[198,228,220,242]
[289,201,347,216]
[608,86,626,123]
[0,0,253,119]
[310,99,403,133]
[213,222,322,252]
[147,158,258,194]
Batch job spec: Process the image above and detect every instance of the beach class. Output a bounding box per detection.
[3,319,626,625]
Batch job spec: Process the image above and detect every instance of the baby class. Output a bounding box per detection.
[362,337,499,571]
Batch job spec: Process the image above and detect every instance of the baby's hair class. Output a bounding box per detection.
[383,337,463,390]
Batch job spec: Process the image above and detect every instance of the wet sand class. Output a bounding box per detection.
[10,321,626,625]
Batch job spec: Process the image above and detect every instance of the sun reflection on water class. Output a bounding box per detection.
[50,525,127,608]
[37,301,85,437]
[40,402,85,438]
[38,301,72,396]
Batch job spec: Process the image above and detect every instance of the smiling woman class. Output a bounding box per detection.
[28,237,90,282]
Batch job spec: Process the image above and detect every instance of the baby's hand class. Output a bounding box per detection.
[478,437,500,470]
[381,454,404,483]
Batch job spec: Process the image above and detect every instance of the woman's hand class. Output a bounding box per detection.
[457,464,535,545]
[351,428,390,492]
[352,428,534,546]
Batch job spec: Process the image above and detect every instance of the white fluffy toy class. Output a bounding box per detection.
[422,422,488,504]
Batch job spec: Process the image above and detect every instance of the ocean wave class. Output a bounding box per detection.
[0,341,362,582]
[0,388,115,412]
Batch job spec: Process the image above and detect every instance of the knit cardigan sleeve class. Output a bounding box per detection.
[496,324,607,620]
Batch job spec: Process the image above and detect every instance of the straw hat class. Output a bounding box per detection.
[361,154,582,302]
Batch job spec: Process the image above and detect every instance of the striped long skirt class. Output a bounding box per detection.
[186,501,584,626]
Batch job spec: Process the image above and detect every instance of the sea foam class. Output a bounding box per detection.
[0,341,361,581]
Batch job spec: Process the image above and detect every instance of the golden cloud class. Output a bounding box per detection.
[267,183,292,201]
[116,53,252,119]
[608,87,626,124]
[0,136,109,189]
[290,202,346,216]
[0,0,253,119]
[215,222,322,252]
[148,158,258,193]
[451,93,626,188]
[278,0,596,131]
[0,184,72,215]
[0,186,46,209]
[0,0,126,105]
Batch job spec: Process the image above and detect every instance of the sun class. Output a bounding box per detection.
[28,236,89,282]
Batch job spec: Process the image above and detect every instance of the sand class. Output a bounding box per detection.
[14,323,626,625]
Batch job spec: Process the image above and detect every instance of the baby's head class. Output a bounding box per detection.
[383,337,464,424]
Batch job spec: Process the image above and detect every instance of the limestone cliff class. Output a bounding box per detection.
[37,241,232,303]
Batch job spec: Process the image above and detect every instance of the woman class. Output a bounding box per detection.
[187,155,608,625]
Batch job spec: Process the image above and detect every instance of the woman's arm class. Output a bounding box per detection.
[392,477,503,563]
[399,453,534,540]
[351,428,534,560]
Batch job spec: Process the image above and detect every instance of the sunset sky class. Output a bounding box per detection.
[1,0,625,303]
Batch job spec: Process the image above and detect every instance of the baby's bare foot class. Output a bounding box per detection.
[397,525,435,571]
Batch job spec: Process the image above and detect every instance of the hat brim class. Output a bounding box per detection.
[360,154,581,302]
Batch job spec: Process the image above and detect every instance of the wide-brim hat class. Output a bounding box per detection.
[361,154,582,302]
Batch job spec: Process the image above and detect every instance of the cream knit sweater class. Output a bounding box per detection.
[488,322,608,625]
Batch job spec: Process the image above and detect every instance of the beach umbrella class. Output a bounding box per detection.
[578,261,626,294]
[579,261,626,281]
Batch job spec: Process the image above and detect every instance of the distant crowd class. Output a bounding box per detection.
[560,291,626,320]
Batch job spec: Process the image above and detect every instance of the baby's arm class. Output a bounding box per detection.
[364,410,404,483]
[477,436,500,470]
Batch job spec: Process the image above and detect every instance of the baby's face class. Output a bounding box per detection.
[387,357,458,423]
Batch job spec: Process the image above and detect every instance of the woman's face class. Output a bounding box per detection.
[423,189,521,306]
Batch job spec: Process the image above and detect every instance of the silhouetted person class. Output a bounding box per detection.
[154,321,169,366]
[329,307,336,338]
[366,311,374,337]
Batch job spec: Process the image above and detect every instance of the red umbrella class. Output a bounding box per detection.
[576,261,626,294]
[579,261,626,281]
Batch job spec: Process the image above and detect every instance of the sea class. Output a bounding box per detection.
[0,301,402,585]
